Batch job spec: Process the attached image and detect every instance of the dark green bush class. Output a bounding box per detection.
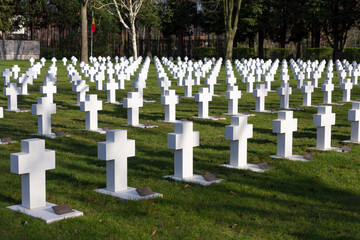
[264,48,291,60]
[303,48,333,60]
[344,48,360,62]
[233,47,254,59]
[193,47,216,59]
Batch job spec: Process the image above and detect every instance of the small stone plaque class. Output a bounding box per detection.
[136,187,154,196]
[202,173,218,182]
[19,108,27,111]
[1,137,13,143]
[102,127,111,131]
[144,122,153,128]
[55,131,66,137]
[303,153,313,160]
[342,146,351,152]
[295,106,303,110]
[52,204,74,215]
[181,119,189,122]
[213,115,222,119]
[270,109,277,113]
[146,98,153,101]
[257,162,270,170]
[243,112,250,115]
[56,105,66,109]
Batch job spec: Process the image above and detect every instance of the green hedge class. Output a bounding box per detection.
[344,48,360,62]
[303,48,333,60]
[233,47,254,59]
[264,48,291,60]
[193,47,216,59]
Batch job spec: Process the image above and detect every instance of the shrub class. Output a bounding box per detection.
[193,47,216,60]
[344,48,360,62]
[233,48,254,60]
[264,48,291,60]
[303,48,333,61]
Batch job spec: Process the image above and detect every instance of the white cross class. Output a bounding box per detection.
[88,67,96,82]
[3,83,21,110]
[2,68,12,86]
[62,57,67,66]
[195,87,213,118]
[321,80,334,104]
[314,106,335,150]
[123,91,143,126]
[225,85,241,115]
[348,101,360,142]
[132,80,146,98]
[177,70,185,86]
[10,139,55,209]
[168,121,199,179]
[225,115,253,167]
[352,69,359,85]
[11,65,20,79]
[32,97,56,135]
[183,74,194,97]
[245,74,255,93]
[225,74,236,86]
[80,94,102,131]
[41,58,46,66]
[273,111,297,157]
[40,81,57,103]
[16,73,32,95]
[301,81,314,106]
[44,72,56,84]
[253,84,268,112]
[204,75,216,95]
[297,72,305,89]
[95,72,105,90]
[255,68,262,82]
[158,76,171,96]
[277,82,292,109]
[98,129,135,192]
[339,70,347,84]
[311,71,321,88]
[263,73,273,91]
[116,71,126,89]
[29,57,35,66]
[193,68,202,85]
[104,78,119,103]
[72,80,89,105]
[280,73,289,83]
[325,71,333,81]
[341,78,353,102]
[161,89,179,122]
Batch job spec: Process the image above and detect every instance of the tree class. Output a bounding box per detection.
[321,0,360,59]
[19,0,48,40]
[81,0,89,63]
[223,0,242,60]
[95,0,144,59]
[0,0,17,39]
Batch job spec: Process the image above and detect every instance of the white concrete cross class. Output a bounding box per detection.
[348,101,360,142]
[3,82,21,110]
[352,69,359,85]
[11,65,20,80]
[278,82,292,109]
[10,139,55,209]
[253,84,268,112]
[168,121,199,179]
[116,71,126,90]
[98,130,135,192]
[195,87,213,118]
[104,78,119,103]
[72,80,89,105]
[321,80,334,104]
[2,68,12,86]
[311,71,321,88]
[339,70,347,84]
[272,111,297,157]
[158,76,171,96]
[41,58,46,66]
[88,67,96,82]
[183,74,194,97]
[123,91,143,126]
[62,57,67,66]
[161,89,179,122]
[301,81,314,106]
[95,72,105,90]
[40,81,57,103]
[51,57,57,65]
[225,74,236,86]
[29,57,35,66]
[341,78,353,102]
[193,68,202,85]
[280,72,289,83]
[263,73,273,91]
[32,97,56,135]
[225,115,253,167]
[18,72,33,95]
[225,85,241,115]
[314,106,335,150]
[245,74,255,93]
[80,94,103,131]
[297,71,305,89]
[177,70,185,86]
[132,80,146,99]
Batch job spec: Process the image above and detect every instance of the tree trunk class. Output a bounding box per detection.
[296,41,302,59]
[248,33,255,49]
[178,30,184,58]
[258,30,264,58]
[119,29,125,56]
[81,3,88,63]
[2,32,6,40]
[131,20,138,59]
[225,31,235,60]
[145,27,152,58]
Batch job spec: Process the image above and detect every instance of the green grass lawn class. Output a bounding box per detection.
[0,59,359,239]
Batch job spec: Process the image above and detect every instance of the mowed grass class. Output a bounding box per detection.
[0,59,359,239]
